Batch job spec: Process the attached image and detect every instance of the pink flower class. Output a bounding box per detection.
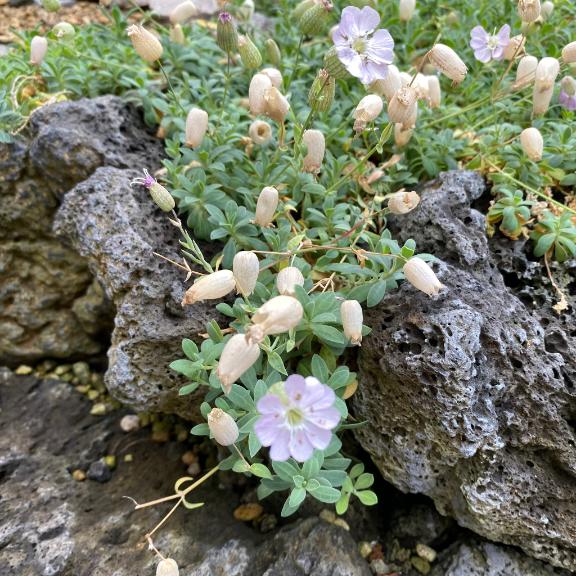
[332,6,394,85]
[254,375,340,462]
[470,24,510,63]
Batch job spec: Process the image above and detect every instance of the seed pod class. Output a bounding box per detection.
[302,129,325,173]
[426,75,441,108]
[428,43,467,85]
[248,295,304,342]
[520,127,543,161]
[503,35,526,60]
[514,55,538,89]
[299,0,333,36]
[156,558,179,576]
[324,47,350,80]
[249,73,273,115]
[264,87,290,123]
[233,251,260,296]
[42,0,61,12]
[185,108,209,149]
[533,57,559,115]
[238,0,255,22]
[170,24,186,45]
[562,41,576,64]
[53,22,75,39]
[261,67,283,88]
[149,181,175,212]
[394,123,413,147]
[127,25,163,63]
[387,86,418,126]
[30,36,48,65]
[541,0,553,19]
[561,76,576,96]
[207,408,240,445]
[255,186,279,226]
[276,266,305,296]
[399,0,416,21]
[249,120,273,145]
[517,0,540,22]
[341,300,363,345]
[182,270,236,305]
[308,69,335,112]
[403,257,443,296]
[369,64,402,101]
[292,0,316,21]
[238,35,262,69]
[265,38,282,67]
[216,334,261,393]
[170,1,197,23]
[388,191,420,214]
[410,73,429,101]
[217,12,238,54]
[353,94,383,132]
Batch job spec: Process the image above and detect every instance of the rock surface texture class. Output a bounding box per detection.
[353,171,576,571]
[0,96,163,364]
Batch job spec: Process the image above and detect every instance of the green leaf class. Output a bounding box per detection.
[179,382,200,396]
[250,463,272,479]
[267,350,288,375]
[311,354,329,383]
[366,281,387,308]
[356,490,378,506]
[335,492,350,515]
[349,463,364,479]
[355,473,375,490]
[289,487,307,508]
[305,478,320,491]
[169,359,201,378]
[309,485,341,503]
[248,431,262,457]
[190,423,209,436]
[312,324,346,346]
[272,460,300,482]
[227,385,255,412]
[182,338,199,359]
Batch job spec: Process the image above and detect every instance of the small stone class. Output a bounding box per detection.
[104,455,117,469]
[87,460,112,483]
[370,559,390,574]
[72,361,91,384]
[124,454,134,462]
[258,513,277,533]
[15,365,33,375]
[76,385,90,394]
[233,503,264,522]
[151,429,170,443]
[181,451,197,466]
[411,556,431,575]
[319,509,337,523]
[359,541,373,558]
[54,364,72,376]
[120,414,140,432]
[176,427,189,442]
[416,543,437,563]
[90,403,107,416]
[87,390,100,401]
[333,518,350,531]
[72,469,86,481]
[187,462,201,476]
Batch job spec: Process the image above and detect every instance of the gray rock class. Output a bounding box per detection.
[87,460,113,483]
[353,171,576,571]
[0,96,162,365]
[54,167,215,418]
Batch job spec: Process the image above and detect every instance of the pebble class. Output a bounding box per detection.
[124,454,134,462]
[370,559,390,574]
[87,460,112,483]
[71,469,86,481]
[411,556,431,575]
[416,543,437,563]
[120,414,140,432]
[181,451,197,466]
[187,462,201,476]
[359,541,373,558]
[319,509,337,523]
[90,403,107,416]
[258,513,277,533]
[54,364,71,376]
[233,503,264,522]
[103,455,116,469]
[87,390,100,401]
[333,518,350,531]
[15,365,33,375]
[72,361,91,384]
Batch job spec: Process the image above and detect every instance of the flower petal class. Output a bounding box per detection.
[364,60,392,82]
[492,45,505,60]
[470,25,488,41]
[337,48,365,79]
[303,422,333,450]
[300,383,335,410]
[470,37,487,50]
[269,428,291,461]
[368,28,394,56]
[254,415,282,446]
[474,47,492,63]
[307,406,341,429]
[497,24,511,45]
[356,6,381,35]
[339,5,362,37]
[285,374,307,403]
[257,393,284,415]
[289,429,314,462]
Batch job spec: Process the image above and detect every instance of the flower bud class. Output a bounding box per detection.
[428,44,467,85]
[562,41,576,64]
[249,120,273,145]
[30,36,48,65]
[403,257,443,296]
[299,0,333,36]
[426,75,441,108]
[185,108,209,149]
[394,123,413,147]
[156,558,179,576]
[207,408,239,445]
[238,35,262,69]
[255,186,279,226]
[170,1,197,23]
[369,64,401,101]
[248,295,304,342]
[170,24,185,44]
[52,22,75,39]
[514,55,538,89]
[42,0,61,12]
[324,47,350,80]
[131,170,175,212]
[216,334,261,393]
[127,25,163,63]
[292,0,316,21]
[399,0,416,21]
[216,12,238,54]
[302,129,325,173]
[533,57,560,115]
[265,39,282,67]
[387,86,418,126]
[341,300,363,345]
[182,270,236,305]
[503,35,526,61]
[541,0,553,19]
[517,0,540,22]
[353,94,383,132]
[261,67,283,88]
[561,76,576,96]
[308,69,335,112]
[264,87,290,123]
[249,73,273,115]
[388,191,420,214]
[233,251,260,296]
[520,127,543,161]
[276,266,305,296]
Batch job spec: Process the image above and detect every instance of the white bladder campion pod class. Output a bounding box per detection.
[353,94,383,132]
[369,64,401,101]
[302,129,325,173]
[169,1,197,23]
[388,86,418,127]
[126,24,163,63]
[261,67,283,88]
[403,257,444,296]
[514,55,538,89]
[276,266,305,296]
[216,333,261,393]
[233,251,259,296]
[249,120,273,145]
[254,186,279,226]
[264,86,290,123]
[181,270,235,305]
[30,36,48,65]
[247,295,304,343]
[388,191,420,214]
[517,0,541,22]
[249,73,273,116]
[399,0,416,21]
[207,408,239,445]
[426,75,441,108]
[562,41,576,64]
[520,127,543,161]
[532,57,559,116]
[185,108,208,149]
[394,123,413,147]
[156,558,179,576]
[428,44,467,84]
[341,300,363,345]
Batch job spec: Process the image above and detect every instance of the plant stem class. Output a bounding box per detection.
[159,62,186,115]
[286,34,304,91]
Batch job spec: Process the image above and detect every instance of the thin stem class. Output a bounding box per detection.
[159,62,187,115]
[286,34,304,91]
[544,252,568,312]
[146,497,183,538]
[233,444,250,468]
